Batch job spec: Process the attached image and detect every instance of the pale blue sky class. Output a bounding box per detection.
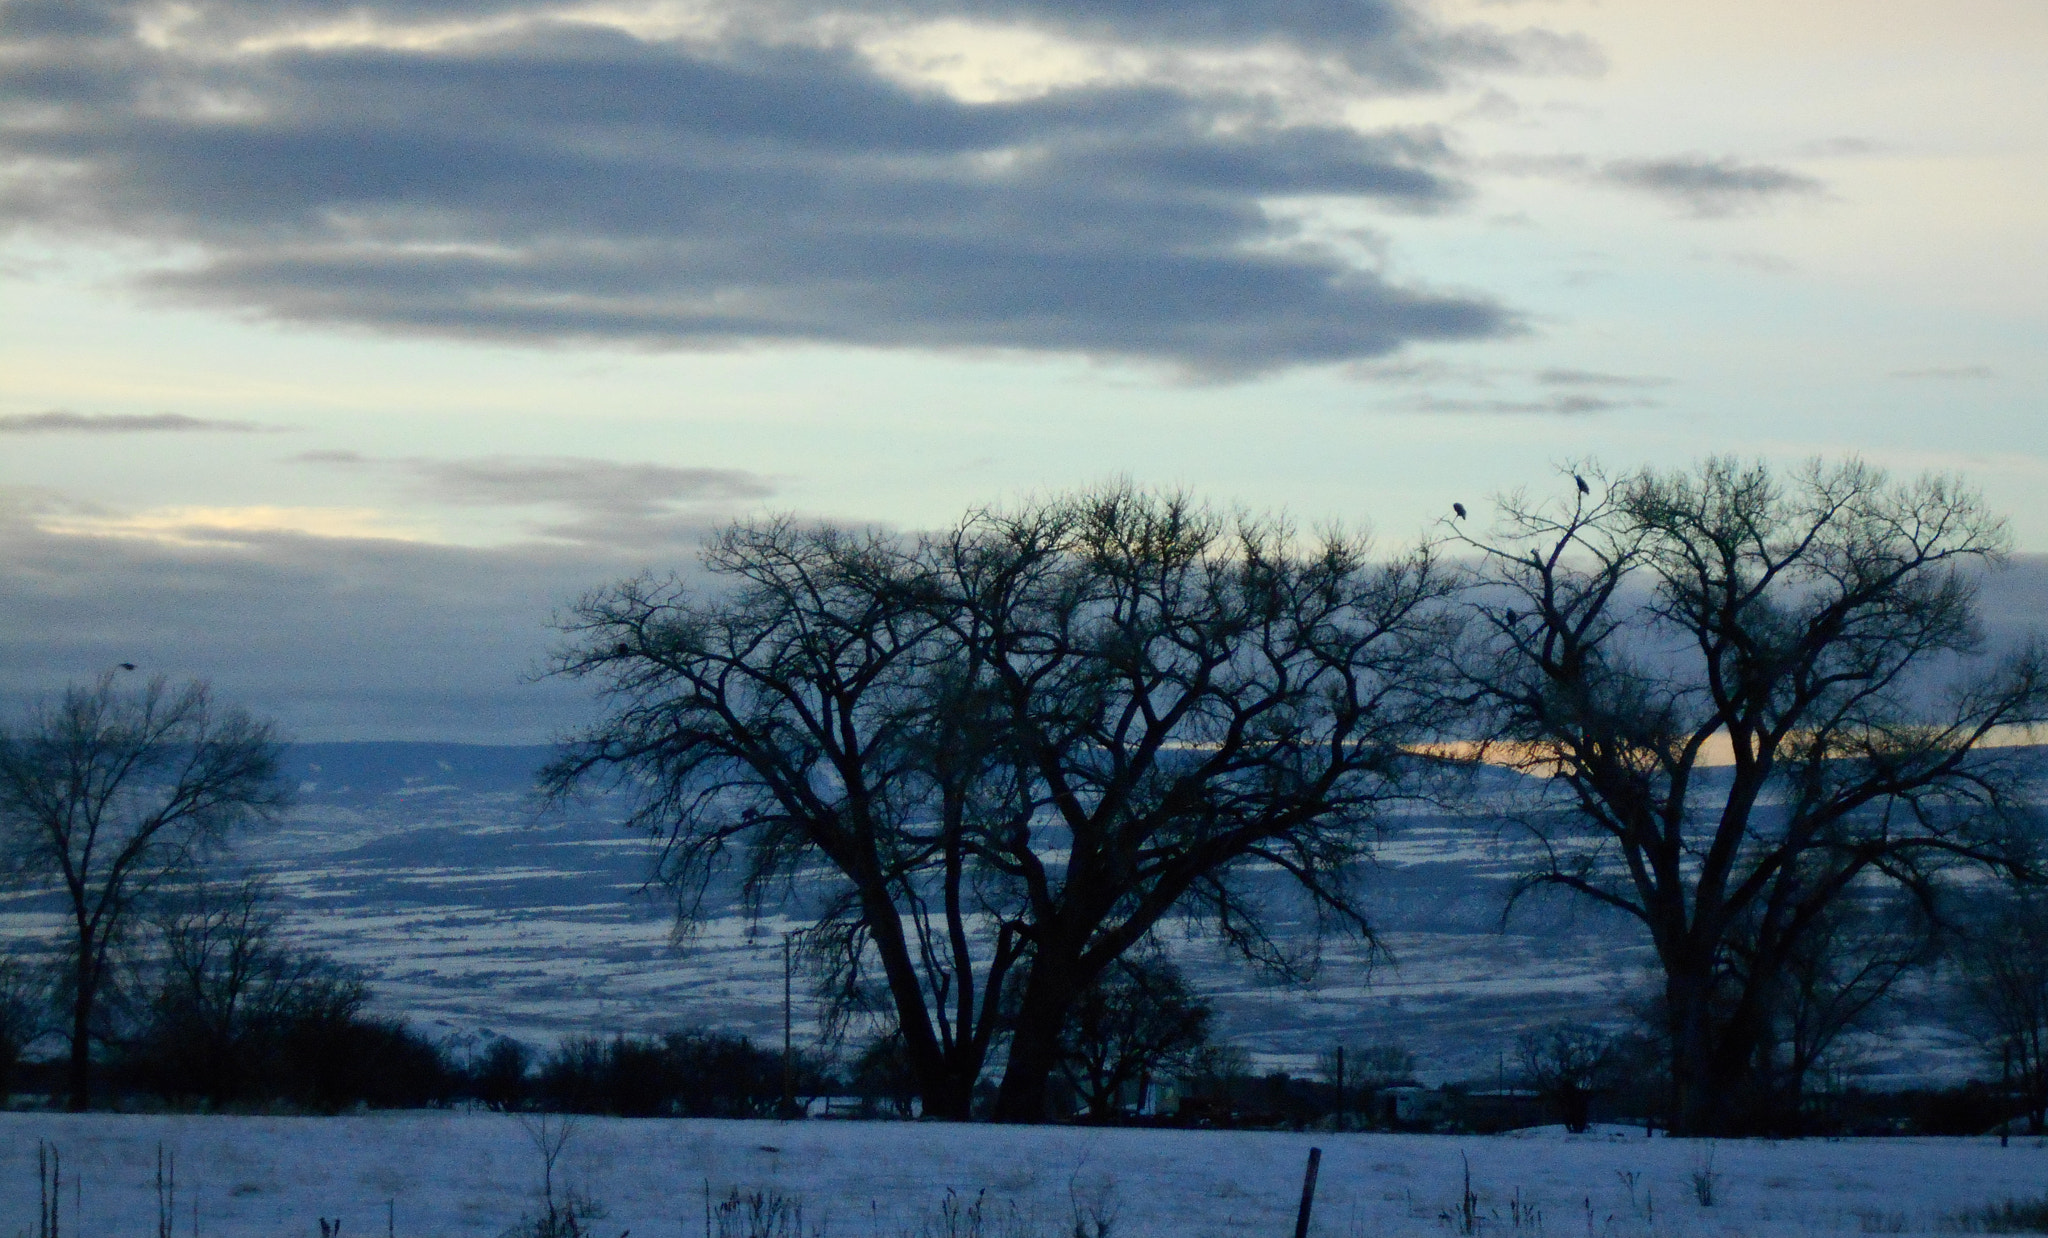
[1,0,2042,737]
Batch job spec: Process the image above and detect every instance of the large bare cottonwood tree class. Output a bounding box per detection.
[548,486,1454,1120]
[1453,458,2045,1134]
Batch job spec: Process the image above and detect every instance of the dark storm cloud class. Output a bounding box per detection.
[1600,156,1824,217]
[0,411,279,433]
[0,3,1526,373]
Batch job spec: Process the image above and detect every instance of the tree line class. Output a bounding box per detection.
[4,457,2045,1135]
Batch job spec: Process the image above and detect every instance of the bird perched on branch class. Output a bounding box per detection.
[1574,474,1590,495]
[1452,502,1467,520]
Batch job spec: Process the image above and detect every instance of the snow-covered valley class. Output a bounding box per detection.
[0,744,1989,1084]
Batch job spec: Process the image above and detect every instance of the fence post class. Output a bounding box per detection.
[1293,1147,1323,1238]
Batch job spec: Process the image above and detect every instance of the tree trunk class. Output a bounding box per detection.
[1666,966,1731,1136]
[992,962,1081,1123]
[66,980,92,1112]
[1562,1088,1590,1134]
[1666,962,1783,1135]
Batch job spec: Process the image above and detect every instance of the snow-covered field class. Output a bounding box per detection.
[3,1112,2043,1238]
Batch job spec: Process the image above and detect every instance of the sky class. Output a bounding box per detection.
[1,0,2044,740]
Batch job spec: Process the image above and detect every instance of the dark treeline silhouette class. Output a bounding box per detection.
[530,1029,831,1117]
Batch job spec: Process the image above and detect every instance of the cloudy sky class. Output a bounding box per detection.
[2,0,2043,739]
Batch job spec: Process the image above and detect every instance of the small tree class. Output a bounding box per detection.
[1954,884,2048,1134]
[1517,1022,1616,1133]
[1763,888,1938,1121]
[0,675,286,1110]
[1057,954,1212,1122]
[470,1037,534,1111]
[851,1030,918,1117]
[125,877,362,1106]
[0,955,45,1099]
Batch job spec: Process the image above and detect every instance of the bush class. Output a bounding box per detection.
[1947,1196,2048,1234]
[534,1028,817,1117]
[114,879,457,1110]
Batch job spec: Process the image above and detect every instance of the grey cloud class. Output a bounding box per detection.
[1407,392,1636,414]
[1601,156,1823,217]
[127,0,1592,87]
[413,457,773,517]
[292,452,776,546]
[0,507,645,742]
[0,5,1519,374]
[1535,368,1669,388]
[1890,365,1995,381]
[0,410,279,433]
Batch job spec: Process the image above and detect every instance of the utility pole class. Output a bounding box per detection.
[781,931,797,1120]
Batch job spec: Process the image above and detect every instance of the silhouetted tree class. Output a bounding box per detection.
[1762,889,1939,1123]
[851,1030,918,1116]
[469,1036,533,1111]
[548,487,1456,1122]
[1517,1022,1616,1133]
[124,877,361,1106]
[0,675,287,1109]
[1057,954,1211,1122]
[0,955,44,1099]
[1954,884,2048,1133]
[1454,459,2047,1134]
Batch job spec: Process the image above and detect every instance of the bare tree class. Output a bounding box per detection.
[1516,1021,1616,1133]
[544,520,1012,1119]
[1761,888,1938,1116]
[1454,458,2046,1135]
[129,876,357,1105]
[938,488,1455,1121]
[0,954,45,1100]
[548,486,1455,1121]
[0,675,286,1110]
[1954,883,2048,1134]
[1057,953,1212,1123]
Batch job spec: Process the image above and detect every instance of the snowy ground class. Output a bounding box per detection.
[3,1112,2044,1238]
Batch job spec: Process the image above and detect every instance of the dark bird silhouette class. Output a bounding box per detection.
[1452,502,1467,520]
[118,662,136,671]
[1504,609,1518,626]
[1574,473,1590,495]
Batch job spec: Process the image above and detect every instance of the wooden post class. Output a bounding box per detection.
[1335,1047,1345,1131]
[1293,1147,1322,1238]
[781,931,797,1119]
